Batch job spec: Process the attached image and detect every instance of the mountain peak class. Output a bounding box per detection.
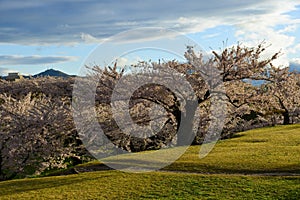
[33,69,70,78]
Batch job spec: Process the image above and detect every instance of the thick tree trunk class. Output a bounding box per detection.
[174,100,198,146]
[277,96,290,125]
[0,151,2,180]
[283,110,290,125]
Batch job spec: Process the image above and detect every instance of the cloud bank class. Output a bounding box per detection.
[0,0,299,45]
[0,55,77,65]
[0,0,300,68]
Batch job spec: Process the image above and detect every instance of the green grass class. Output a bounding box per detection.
[165,124,300,174]
[97,124,300,174]
[0,124,299,199]
[0,171,299,199]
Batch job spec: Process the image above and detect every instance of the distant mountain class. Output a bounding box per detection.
[289,65,300,73]
[33,69,71,78]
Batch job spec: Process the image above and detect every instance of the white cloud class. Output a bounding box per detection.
[291,58,300,63]
[0,67,17,76]
[278,24,298,34]
[232,1,300,67]
[235,25,295,66]
[114,56,142,66]
[80,33,103,44]
[0,55,78,65]
[289,58,300,71]
[0,0,299,46]
[288,43,300,54]
[202,33,221,39]
[0,0,300,70]
[115,57,129,66]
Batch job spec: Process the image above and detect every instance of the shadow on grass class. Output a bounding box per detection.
[0,174,106,197]
[102,158,167,169]
[164,163,300,176]
[222,133,245,140]
[46,163,114,176]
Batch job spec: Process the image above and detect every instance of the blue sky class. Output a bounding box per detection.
[0,0,300,75]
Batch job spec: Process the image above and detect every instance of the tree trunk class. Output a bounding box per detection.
[283,110,290,125]
[277,96,290,125]
[0,150,2,180]
[174,100,198,146]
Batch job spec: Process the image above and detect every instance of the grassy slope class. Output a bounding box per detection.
[0,125,299,199]
[165,124,300,173]
[0,171,299,199]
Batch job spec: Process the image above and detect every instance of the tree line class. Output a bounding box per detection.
[0,43,299,180]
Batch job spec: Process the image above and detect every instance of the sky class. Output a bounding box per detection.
[0,0,300,76]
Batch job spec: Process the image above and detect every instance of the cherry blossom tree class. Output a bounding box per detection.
[84,43,281,150]
[0,92,89,180]
[259,67,300,125]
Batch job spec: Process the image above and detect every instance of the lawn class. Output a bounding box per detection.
[98,124,300,174]
[165,124,300,174]
[0,171,299,199]
[0,124,299,199]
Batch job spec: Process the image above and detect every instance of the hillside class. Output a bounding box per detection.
[1,69,73,80]
[33,69,71,78]
[0,125,299,199]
